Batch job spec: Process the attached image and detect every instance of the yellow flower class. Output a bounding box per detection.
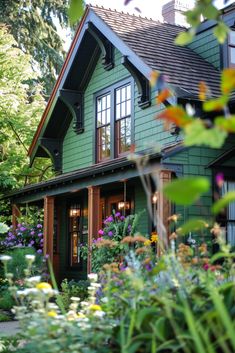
[36,282,52,290]
[89,304,102,311]
[144,239,151,246]
[151,232,158,243]
[77,312,86,318]
[47,310,57,317]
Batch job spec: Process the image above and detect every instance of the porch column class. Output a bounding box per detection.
[43,196,54,261]
[87,186,100,274]
[157,170,172,253]
[12,204,21,229]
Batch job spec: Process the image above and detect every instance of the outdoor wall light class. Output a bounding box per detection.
[152,192,158,204]
[69,204,81,217]
[118,201,130,210]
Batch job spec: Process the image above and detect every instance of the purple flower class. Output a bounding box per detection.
[38,233,43,237]
[215,172,224,188]
[37,249,42,254]
[98,229,104,235]
[120,216,125,221]
[30,231,35,235]
[37,224,43,229]
[106,216,113,222]
[115,212,121,217]
[45,254,50,259]
[108,231,113,237]
[17,224,22,228]
[30,240,35,245]
[20,227,26,232]
[40,239,44,243]
[96,237,103,242]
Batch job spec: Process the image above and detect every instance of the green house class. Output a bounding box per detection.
[7,3,235,281]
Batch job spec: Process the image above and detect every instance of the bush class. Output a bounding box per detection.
[58,279,89,311]
[5,247,43,281]
[2,223,43,254]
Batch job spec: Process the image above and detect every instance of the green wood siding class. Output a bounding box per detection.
[63,49,130,173]
[188,28,220,70]
[164,139,235,227]
[62,48,176,173]
[134,181,149,235]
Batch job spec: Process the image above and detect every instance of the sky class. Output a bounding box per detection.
[61,0,235,50]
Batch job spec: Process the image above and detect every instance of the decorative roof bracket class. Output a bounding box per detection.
[40,138,62,174]
[86,22,114,71]
[59,89,84,134]
[121,56,151,109]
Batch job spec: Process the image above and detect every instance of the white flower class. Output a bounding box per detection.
[88,273,98,282]
[25,254,35,262]
[0,223,9,234]
[90,283,101,288]
[27,276,41,283]
[70,296,80,302]
[93,310,105,318]
[0,255,12,262]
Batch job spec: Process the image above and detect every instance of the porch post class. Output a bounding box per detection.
[87,186,100,274]
[43,196,54,261]
[157,170,172,253]
[12,204,21,229]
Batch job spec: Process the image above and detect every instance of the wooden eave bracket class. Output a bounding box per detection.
[40,138,62,173]
[86,22,114,71]
[121,56,151,109]
[59,89,84,134]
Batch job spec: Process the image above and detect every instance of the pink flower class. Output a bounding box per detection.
[98,229,104,235]
[215,172,224,188]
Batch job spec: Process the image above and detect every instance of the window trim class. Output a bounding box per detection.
[93,77,134,164]
[228,30,235,68]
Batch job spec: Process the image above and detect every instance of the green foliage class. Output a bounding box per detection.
[163,177,210,205]
[57,279,89,311]
[81,213,141,273]
[175,0,230,45]
[68,0,85,25]
[177,218,209,236]
[5,248,43,281]
[212,191,235,214]
[0,0,70,96]
[0,25,52,196]
[0,290,14,311]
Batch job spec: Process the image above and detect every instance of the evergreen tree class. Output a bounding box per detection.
[0,0,70,97]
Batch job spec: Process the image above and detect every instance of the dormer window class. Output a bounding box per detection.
[95,79,133,163]
[228,31,235,67]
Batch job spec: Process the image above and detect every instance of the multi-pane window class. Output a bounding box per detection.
[96,80,132,163]
[228,31,235,67]
[96,93,111,162]
[115,84,131,155]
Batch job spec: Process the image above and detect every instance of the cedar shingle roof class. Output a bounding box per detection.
[92,6,221,97]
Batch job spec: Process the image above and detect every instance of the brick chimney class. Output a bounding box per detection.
[162,0,195,27]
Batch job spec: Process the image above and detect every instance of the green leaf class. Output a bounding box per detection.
[68,0,84,25]
[202,5,219,20]
[203,96,229,112]
[184,120,227,148]
[212,191,235,214]
[213,21,230,44]
[163,177,210,206]
[215,116,235,132]
[174,31,195,46]
[177,219,209,235]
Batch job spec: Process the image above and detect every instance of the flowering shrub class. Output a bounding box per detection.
[1,223,43,254]
[81,212,146,272]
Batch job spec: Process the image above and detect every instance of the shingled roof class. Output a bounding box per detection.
[91,6,221,98]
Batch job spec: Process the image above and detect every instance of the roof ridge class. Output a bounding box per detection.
[87,3,187,29]
[87,3,163,25]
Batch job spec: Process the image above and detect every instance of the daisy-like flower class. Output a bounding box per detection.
[0,255,12,262]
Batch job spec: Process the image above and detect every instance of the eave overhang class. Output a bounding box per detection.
[4,152,163,204]
[28,5,153,164]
